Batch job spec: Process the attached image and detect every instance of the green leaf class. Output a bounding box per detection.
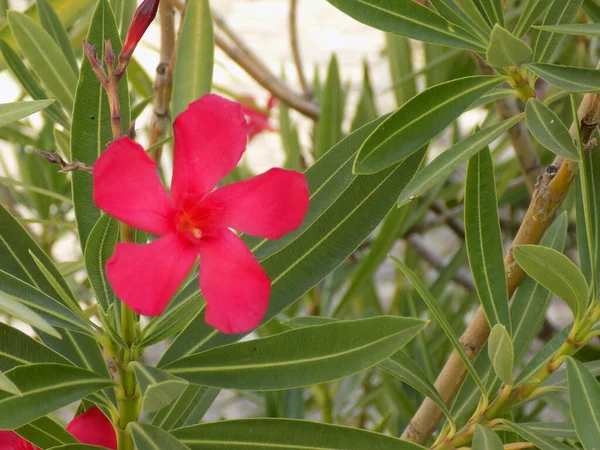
[0,322,70,371]
[151,385,218,430]
[450,0,492,37]
[513,0,552,38]
[527,63,600,93]
[525,98,580,160]
[84,214,118,312]
[0,291,60,338]
[488,324,514,385]
[397,115,523,205]
[171,0,213,118]
[130,423,191,450]
[486,24,532,67]
[501,420,573,450]
[71,0,130,250]
[130,362,188,413]
[164,316,426,391]
[111,0,136,40]
[0,40,69,128]
[14,416,78,449]
[519,422,576,439]
[158,118,426,365]
[534,22,600,36]
[533,0,582,63]
[386,33,416,107]
[325,0,486,51]
[566,357,600,449]
[315,54,344,158]
[0,369,20,395]
[465,148,511,332]
[475,0,503,27]
[473,424,503,450]
[354,76,503,174]
[36,0,78,74]
[379,351,452,422]
[0,363,114,429]
[513,245,588,320]
[172,419,427,449]
[391,257,488,395]
[351,60,378,132]
[8,11,77,112]
[0,100,55,128]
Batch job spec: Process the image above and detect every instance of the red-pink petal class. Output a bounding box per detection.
[172,94,247,203]
[107,234,198,316]
[198,229,270,334]
[203,168,309,239]
[0,431,36,450]
[93,137,175,236]
[66,407,117,450]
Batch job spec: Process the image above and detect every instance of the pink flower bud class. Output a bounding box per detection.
[118,0,160,72]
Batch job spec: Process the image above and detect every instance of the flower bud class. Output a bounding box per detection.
[117,0,160,75]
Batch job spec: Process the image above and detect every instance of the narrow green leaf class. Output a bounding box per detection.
[71,0,130,250]
[525,98,580,160]
[36,0,78,74]
[475,0,504,27]
[0,322,70,371]
[501,420,573,450]
[172,419,427,449]
[488,324,514,385]
[391,257,488,395]
[84,214,118,312]
[473,424,503,450]
[0,291,61,338]
[350,60,378,132]
[8,11,77,112]
[354,76,504,174]
[315,54,344,158]
[0,369,20,395]
[131,362,188,413]
[379,351,452,422]
[386,33,416,107]
[527,63,600,93]
[0,363,114,429]
[534,23,600,36]
[452,0,492,36]
[566,357,600,449]
[486,24,532,68]
[398,115,522,206]
[29,252,80,314]
[465,148,511,332]
[164,316,426,391]
[111,0,136,40]
[14,417,78,449]
[513,0,552,38]
[0,100,55,128]
[130,423,191,450]
[513,245,588,320]
[171,0,213,118]
[520,422,576,439]
[158,118,426,365]
[279,87,303,171]
[325,0,486,51]
[151,385,217,431]
[533,0,582,63]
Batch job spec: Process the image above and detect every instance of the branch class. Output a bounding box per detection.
[289,0,311,97]
[35,149,93,173]
[401,88,600,445]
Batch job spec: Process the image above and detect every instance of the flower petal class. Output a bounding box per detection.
[198,229,270,334]
[66,407,117,450]
[94,137,175,236]
[203,168,309,239]
[107,234,198,316]
[172,94,248,203]
[0,431,36,450]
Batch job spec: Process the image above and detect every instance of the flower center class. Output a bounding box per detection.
[175,201,218,244]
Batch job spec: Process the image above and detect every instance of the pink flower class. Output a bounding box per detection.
[240,95,278,141]
[0,408,117,450]
[117,0,160,75]
[93,94,309,334]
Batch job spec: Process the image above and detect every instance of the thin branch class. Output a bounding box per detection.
[35,149,93,173]
[402,86,600,445]
[289,0,311,97]
[496,97,542,194]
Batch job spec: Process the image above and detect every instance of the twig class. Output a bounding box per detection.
[402,88,600,445]
[496,97,542,194]
[35,149,93,173]
[406,234,475,292]
[149,0,177,162]
[289,0,311,98]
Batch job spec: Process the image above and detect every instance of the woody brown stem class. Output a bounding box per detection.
[149,0,177,162]
[289,0,311,97]
[402,88,600,445]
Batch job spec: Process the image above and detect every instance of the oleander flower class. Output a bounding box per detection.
[93,94,309,334]
[0,408,117,450]
[240,95,278,141]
